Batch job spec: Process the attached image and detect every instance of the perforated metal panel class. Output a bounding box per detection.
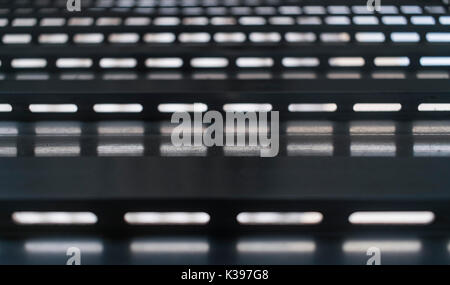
[0,0,449,120]
[1,0,450,265]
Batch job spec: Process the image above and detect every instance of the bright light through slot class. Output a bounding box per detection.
[93,104,143,113]
[288,104,337,112]
[353,103,401,112]
[348,211,435,225]
[12,212,98,225]
[29,104,78,113]
[418,104,450,112]
[158,103,208,113]
[124,212,210,225]
[223,104,272,112]
[237,240,316,253]
[237,212,323,225]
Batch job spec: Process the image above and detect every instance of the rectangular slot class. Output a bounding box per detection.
[353,103,401,112]
[2,34,32,44]
[97,143,144,156]
[282,57,319,67]
[348,211,435,225]
[56,58,93,68]
[12,212,97,225]
[0,104,12,112]
[374,57,410,67]
[29,104,78,113]
[419,104,450,112]
[420,57,450,66]
[93,104,143,113]
[25,241,103,253]
[237,240,316,253]
[124,212,210,225]
[343,240,422,253]
[99,58,137,68]
[131,241,209,253]
[191,58,228,68]
[158,103,207,113]
[329,57,365,67]
[237,212,323,225]
[236,58,274,68]
[11,59,47,69]
[223,103,272,112]
[288,103,337,112]
[146,58,183,68]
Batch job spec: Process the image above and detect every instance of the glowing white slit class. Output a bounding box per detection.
[34,145,81,157]
[99,58,137,68]
[237,241,316,253]
[29,104,78,113]
[343,240,422,253]
[288,104,337,112]
[97,143,144,156]
[353,103,401,112]
[108,33,140,43]
[73,33,104,44]
[25,241,103,253]
[420,57,450,66]
[223,104,272,112]
[282,57,319,67]
[236,58,274,68]
[391,32,420,42]
[2,34,32,44]
[0,104,12,112]
[93,104,143,113]
[237,212,323,225]
[426,33,450,43]
[39,34,68,44]
[124,212,210,225]
[374,57,410,67]
[11,59,47,69]
[348,211,435,225]
[131,241,209,253]
[56,58,93,68]
[419,104,450,112]
[158,103,207,113]
[146,58,183,68]
[12,212,97,225]
[329,57,365,67]
[191,58,229,68]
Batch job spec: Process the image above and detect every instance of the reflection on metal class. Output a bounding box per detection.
[25,240,103,253]
[287,142,333,156]
[414,142,450,156]
[285,121,333,135]
[97,121,144,135]
[350,121,396,134]
[130,240,209,253]
[160,144,207,156]
[237,240,316,253]
[34,144,81,156]
[343,240,422,253]
[223,146,264,156]
[97,143,144,156]
[350,141,396,157]
[413,121,450,134]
